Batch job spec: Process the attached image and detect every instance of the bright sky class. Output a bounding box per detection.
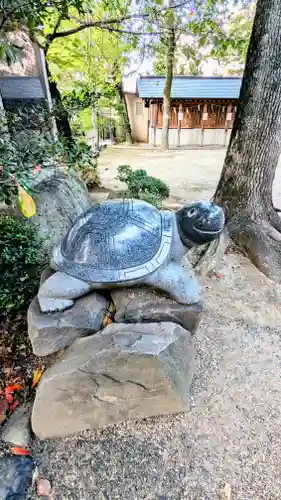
[123,58,230,93]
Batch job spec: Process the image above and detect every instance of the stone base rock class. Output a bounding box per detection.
[32,322,194,439]
[112,287,202,334]
[28,292,109,356]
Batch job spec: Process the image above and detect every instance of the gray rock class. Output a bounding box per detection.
[0,455,35,500]
[112,287,202,334]
[40,267,54,286]
[186,228,229,276]
[26,167,91,257]
[2,404,32,447]
[28,292,109,356]
[31,322,194,439]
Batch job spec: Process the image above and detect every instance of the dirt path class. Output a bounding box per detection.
[98,146,281,209]
[29,251,281,500]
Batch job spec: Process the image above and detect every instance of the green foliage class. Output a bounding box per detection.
[117,164,169,208]
[0,109,63,206]
[152,1,254,78]
[77,162,100,189]
[0,107,100,205]
[67,139,101,188]
[0,216,45,315]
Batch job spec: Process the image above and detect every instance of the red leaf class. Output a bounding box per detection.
[5,383,23,393]
[11,447,31,456]
[5,390,13,404]
[214,273,225,279]
[9,400,20,412]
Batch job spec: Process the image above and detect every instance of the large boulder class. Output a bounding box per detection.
[27,167,91,256]
[28,292,109,356]
[32,322,194,439]
[112,287,202,334]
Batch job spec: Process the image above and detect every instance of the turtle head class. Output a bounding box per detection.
[176,201,225,247]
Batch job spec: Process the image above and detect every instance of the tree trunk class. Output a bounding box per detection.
[115,81,132,144]
[92,106,99,153]
[161,23,176,151]
[44,53,73,148]
[214,0,281,281]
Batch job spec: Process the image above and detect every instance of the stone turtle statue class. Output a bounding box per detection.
[38,199,225,313]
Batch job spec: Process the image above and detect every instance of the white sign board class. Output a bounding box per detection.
[178,111,183,121]
[227,112,233,121]
[202,112,208,121]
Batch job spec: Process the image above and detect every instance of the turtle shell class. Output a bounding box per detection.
[53,199,173,283]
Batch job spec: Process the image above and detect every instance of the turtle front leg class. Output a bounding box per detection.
[38,271,93,313]
[144,261,201,305]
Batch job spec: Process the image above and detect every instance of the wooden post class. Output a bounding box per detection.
[201,103,208,147]
[153,103,158,147]
[146,100,150,143]
[177,103,182,147]
[224,103,232,147]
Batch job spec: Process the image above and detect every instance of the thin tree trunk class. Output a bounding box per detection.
[115,81,132,144]
[161,24,176,151]
[44,53,73,148]
[214,0,281,281]
[92,106,99,153]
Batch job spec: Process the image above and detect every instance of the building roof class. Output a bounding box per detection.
[137,76,242,99]
[0,76,45,100]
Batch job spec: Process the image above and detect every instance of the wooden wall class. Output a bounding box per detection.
[151,100,236,130]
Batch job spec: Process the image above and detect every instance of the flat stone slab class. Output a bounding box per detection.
[32,322,194,439]
[112,287,202,334]
[28,292,109,356]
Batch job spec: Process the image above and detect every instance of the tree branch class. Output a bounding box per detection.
[50,0,189,41]
[97,25,161,35]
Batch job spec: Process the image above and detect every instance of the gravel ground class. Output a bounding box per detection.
[27,252,281,500]
[4,147,281,499]
[97,146,281,209]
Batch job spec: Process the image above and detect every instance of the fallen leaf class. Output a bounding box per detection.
[103,316,113,327]
[32,366,45,388]
[9,399,20,412]
[11,447,31,456]
[37,478,53,498]
[5,390,13,404]
[0,399,8,423]
[214,273,225,279]
[220,482,232,500]
[5,383,23,393]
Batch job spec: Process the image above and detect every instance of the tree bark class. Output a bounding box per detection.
[44,53,73,148]
[161,24,176,151]
[214,0,281,281]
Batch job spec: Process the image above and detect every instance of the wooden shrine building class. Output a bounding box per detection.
[125,76,242,147]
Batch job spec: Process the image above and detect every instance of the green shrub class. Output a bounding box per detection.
[69,140,101,188]
[76,163,101,189]
[117,165,170,208]
[0,216,45,315]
